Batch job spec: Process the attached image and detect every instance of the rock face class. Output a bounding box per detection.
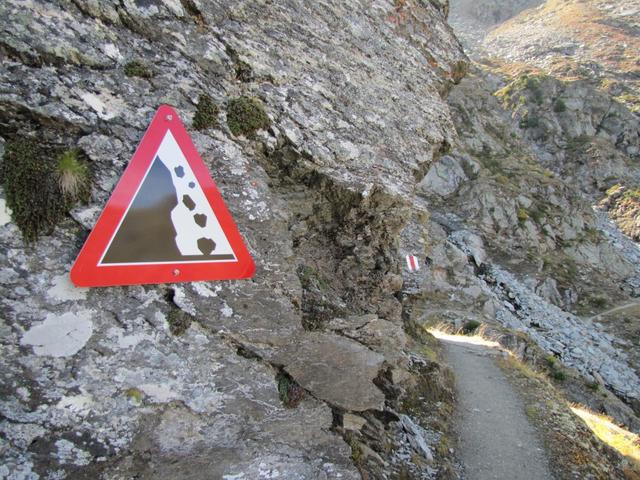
[272,332,386,412]
[0,1,468,479]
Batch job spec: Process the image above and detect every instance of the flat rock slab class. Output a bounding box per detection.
[442,339,554,480]
[273,332,385,412]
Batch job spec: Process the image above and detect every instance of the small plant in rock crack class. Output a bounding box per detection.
[553,98,567,113]
[276,371,305,408]
[550,369,567,382]
[57,149,90,202]
[124,60,154,79]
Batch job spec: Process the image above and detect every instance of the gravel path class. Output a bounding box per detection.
[441,337,554,480]
[587,301,640,322]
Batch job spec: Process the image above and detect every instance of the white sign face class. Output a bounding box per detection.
[99,131,235,266]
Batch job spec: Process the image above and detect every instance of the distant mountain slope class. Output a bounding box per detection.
[485,0,640,112]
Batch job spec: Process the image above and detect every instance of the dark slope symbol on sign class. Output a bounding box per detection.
[100,136,235,264]
[70,105,255,287]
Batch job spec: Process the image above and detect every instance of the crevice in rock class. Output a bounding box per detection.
[179,0,207,27]
[258,141,408,330]
[412,138,452,184]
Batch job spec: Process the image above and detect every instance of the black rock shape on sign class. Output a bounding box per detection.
[101,156,233,263]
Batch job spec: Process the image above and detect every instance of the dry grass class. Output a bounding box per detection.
[571,405,640,470]
[497,354,633,479]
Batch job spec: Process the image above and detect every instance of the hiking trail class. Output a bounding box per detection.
[433,332,554,480]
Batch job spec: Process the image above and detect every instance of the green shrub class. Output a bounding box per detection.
[553,99,567,113]
[544,355,557,368]
[192,93,219,130]
[586,380,600,391]
[226,96,271,136]
[550,370,566,381]
[518,75,544,104]
[520,115,539,129]
[124,60,154,79]
[517,207,529,223]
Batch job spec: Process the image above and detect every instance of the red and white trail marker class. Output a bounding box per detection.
[70,105,255,287]
[405,254,420,272]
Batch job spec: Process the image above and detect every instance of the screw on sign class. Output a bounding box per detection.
[70,105,255,287]
[405,254,420,272]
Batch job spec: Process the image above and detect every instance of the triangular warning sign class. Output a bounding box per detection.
[70,105,255,287]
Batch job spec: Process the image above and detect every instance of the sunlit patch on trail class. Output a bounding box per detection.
[427,328,502,349]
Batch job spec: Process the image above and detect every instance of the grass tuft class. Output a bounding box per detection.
[57,149,90,201]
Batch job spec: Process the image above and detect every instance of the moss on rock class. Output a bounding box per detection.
[166,308,193,336]
[1,138,71,242]
[226,96,270,136]
[192,93,219,130]
[124,60,154,79]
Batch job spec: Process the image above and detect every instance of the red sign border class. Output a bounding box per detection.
[70,105,255,287]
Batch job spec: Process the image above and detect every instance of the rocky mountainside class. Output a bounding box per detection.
[1,0,639,479]
[485,0,640,111]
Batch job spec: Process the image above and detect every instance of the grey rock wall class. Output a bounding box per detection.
[0,1,467,479]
